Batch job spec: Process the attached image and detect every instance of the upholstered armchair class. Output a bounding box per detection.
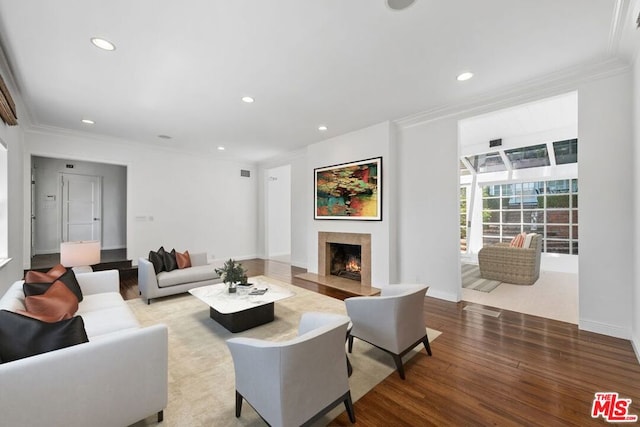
[226,312,355,427]
[478,233,542,285]
[345,284,431,380]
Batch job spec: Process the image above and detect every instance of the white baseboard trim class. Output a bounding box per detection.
[632,334,640,365]
[426,288,460,303]
[579,318,631,340]
[291,259,307,269]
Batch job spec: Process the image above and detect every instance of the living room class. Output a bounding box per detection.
[0,1,639,425]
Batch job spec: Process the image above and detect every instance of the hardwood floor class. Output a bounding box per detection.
[121,259,640,426]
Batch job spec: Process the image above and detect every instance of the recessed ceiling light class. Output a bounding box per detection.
[318,125,328,131]
[241,96,255,103]
[90,37,116,51]
[457,72,474,81]
[386,0,416,11]
[81,119,95,125]
[217,146,225,151]
[157,135,172,140]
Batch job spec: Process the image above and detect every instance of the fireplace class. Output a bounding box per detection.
[318,232,371,287]
[329,243,362,282]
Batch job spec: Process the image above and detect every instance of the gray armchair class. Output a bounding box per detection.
[345,284,431,380]
[226,312,355,427]
[478,233,542,285]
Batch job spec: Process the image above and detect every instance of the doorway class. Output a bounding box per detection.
[31,156,127,268]
[265,165,291,263]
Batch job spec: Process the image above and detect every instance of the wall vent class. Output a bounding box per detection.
[489,138,502,148]
[240,169,250,178]
[66,164,74,168]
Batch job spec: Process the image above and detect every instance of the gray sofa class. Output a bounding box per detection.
[138,252,221,304]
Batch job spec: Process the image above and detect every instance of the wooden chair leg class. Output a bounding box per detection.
[344,392,356,423]
[423,335,432,356]
[392,354,406,380]
[347,335,354,353]
[157,410,163,422]
[235,391,243,418]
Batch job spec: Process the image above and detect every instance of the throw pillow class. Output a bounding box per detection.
[24,268,83,303]
[24,264,67,283]
[164,249,178,272]
[0,310,89,363]
[18,281,79,322]
[176,250,192,269]
[148,249,165,275]
[523,233,537,249]
[509,232,527,248]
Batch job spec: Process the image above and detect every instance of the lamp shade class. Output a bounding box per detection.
[60,241,101,267]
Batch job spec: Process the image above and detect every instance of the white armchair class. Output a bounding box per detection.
[345,284,431,380]
[226,312,356,427]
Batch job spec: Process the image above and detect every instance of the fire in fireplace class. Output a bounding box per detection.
[329,243,362,282]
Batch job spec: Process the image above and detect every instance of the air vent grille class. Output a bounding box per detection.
[240,169,250,178]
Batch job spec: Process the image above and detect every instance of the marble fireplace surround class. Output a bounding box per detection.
[318,232,371,287]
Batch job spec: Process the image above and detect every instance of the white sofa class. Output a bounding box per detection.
[138,252,221,304]
[0,270,168,427]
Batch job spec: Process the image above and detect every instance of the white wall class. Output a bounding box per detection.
[266,164,291,258]
[24,129,258,267]
[578,71,634,339]
[633,51,640,358]
[306,122,397,285]
[32,156,127,253]
[397,118,461,302]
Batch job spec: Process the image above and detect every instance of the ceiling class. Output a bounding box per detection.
[0,0,633,162]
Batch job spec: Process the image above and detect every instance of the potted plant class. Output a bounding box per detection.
[215,259,248,293]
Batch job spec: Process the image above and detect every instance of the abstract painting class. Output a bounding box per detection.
[314,157,382,220]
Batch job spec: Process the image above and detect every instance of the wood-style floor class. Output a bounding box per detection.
[121,259,640,426]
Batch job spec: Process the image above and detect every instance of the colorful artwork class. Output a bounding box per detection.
[314,157,382,220]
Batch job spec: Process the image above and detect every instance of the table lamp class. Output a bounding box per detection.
[60,240,101,273]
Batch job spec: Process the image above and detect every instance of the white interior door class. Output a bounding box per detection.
[61,173,102,243]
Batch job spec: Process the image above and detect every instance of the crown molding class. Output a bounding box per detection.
[258,147,307,169]
[395,57,630,129]
[608,0,630,55]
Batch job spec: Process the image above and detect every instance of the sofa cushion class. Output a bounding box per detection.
[18,280,79,322]
[164,249,178,272]
[176,250,192,269]
[156,265,219,288]
[76,293,140,338]
[509,232,526,248]
[148,249,165,274]
[0,281,26,312]
[0,310,88,363]
[24,268,84,303]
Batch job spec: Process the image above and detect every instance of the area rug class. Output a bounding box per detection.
[461,263,502,293]
[128,276,441,427]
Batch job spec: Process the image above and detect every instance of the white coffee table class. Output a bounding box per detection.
[189,277,295,332]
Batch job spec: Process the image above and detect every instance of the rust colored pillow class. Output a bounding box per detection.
[17,281,79,322]
[176,250,192,269]
[24,264,67,283]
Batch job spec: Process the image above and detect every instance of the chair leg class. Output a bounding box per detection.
[347,335,354,353]
[346,355,353,377]
[423,335,432,356]
[392,354,406,380]
[235,390,243,418]
[157,410,163,422]
[344,392,356,424]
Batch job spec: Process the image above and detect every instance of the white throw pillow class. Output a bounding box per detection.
[524,233,536,248]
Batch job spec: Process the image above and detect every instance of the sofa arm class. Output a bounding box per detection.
[138,257,160,302]
[76,270,120,296]
[0,324,168,427]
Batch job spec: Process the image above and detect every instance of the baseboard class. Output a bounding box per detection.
[579,318,631,340]
[632,334,640,365]
[291,258,307,269]
[426,288,460,303]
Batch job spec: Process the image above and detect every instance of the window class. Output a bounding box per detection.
[482,179,578,254]
[465,152,506,173]
[553,139,578,165]
[0,139,7,260]
[460,187,467,252]
[504,144,550,169]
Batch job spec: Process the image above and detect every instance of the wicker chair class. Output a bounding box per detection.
[478,234,542,285]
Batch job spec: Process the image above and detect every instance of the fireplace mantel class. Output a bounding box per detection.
[318,232,371,287]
